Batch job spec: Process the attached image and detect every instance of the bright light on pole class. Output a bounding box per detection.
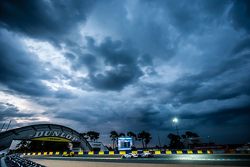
[172,117,178,123]
[172,117,179,135]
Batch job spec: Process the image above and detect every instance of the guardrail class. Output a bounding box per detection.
[22,149,212,156]
[5,154,45,167]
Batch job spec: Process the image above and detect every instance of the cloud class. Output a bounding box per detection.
[0,0,95,45]
[180,102,250,143]
[182,103,250,125]
[0,29,51,96]
[59,0,250,144]
[167,36,250,104]
[0,102,34,122]
[67,37,144,90]
[0,0,250,144]
[229,0,250,33]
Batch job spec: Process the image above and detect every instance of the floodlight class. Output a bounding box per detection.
[172,117,178,123]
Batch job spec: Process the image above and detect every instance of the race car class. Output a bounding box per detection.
[236,143,250,153]
[121,153,138,158]
[138,152,153,158]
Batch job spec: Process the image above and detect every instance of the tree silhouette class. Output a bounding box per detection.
[127,131,137,139]
[181,134,187,139]
[137,131,152,148]
[184,131,200,148]
[110,131,119,149]
[167,133,183,149]
[185,131,199,138]
[119,133,125,137]
[80,132,88,140]
[127,131,137,145]
[86,131,100,141]
[168,131,201,149]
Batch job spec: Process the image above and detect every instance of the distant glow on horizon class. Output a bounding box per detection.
[0,91,45,113]
[15,116,50,124]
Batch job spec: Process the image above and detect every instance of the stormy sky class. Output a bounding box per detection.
[0,0,250,145]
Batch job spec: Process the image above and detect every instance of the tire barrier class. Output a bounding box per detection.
[5,154,45,167]
[23,149,212,156]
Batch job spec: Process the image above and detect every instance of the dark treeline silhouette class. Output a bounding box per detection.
[168,131,201,149]
[137,131,152,148]
[80,131,100,141]
[110,131,119,149]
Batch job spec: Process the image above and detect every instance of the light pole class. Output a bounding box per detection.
[172,117,179,136]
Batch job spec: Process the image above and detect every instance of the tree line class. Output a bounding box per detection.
[80,130,152,149]
[82,130,202,150]
[167,131,201,149]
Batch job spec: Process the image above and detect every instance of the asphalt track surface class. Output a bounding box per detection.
[27,154,250,166]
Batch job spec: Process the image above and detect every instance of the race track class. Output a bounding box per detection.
[27,154,250,167]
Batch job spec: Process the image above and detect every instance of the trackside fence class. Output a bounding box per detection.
[22,149,213,156]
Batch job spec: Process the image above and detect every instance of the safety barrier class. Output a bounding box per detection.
[23,149,212,156]
[5,154,45,167]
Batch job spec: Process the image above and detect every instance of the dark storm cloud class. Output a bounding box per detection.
[179,102,250,143]
[168,72,250,104]
[0,102,34,121]
[0,0,95,45]
[55,108,110,126]
[122,105,163,131]
[0,0,250,145]
[73,37,144,90]
[168,38,250,104]
[181,103,250,126]
[147,0,230,33]
[229,0,250,32]
[232,37,250,55]
[62,0,250,142]
[89,0,177,61]
[67,53,98,72]
[0,29,50,96]
[54,101,172,133]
